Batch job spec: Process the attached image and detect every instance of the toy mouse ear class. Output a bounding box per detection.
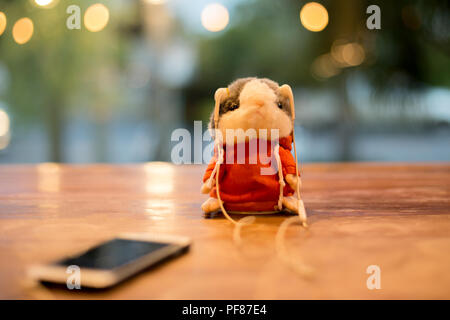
[214,88,228,126]
[279,84,295,120]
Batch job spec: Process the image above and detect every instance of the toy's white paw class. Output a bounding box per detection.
[282,196,299,213]
[201,182,211,194]
[201,179,215,194]
[201,197,221,213]
[285,174,301,191]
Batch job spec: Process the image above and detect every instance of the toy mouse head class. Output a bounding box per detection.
[209,77,296,142]
[202,77,307,223]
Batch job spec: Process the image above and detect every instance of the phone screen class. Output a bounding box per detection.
[56,238,172,270]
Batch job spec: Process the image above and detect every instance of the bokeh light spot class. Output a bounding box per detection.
[12,18,34,45]
[342,43,365,66]
[201,3,229,32]
[144,162,175,194]
[331,40,365,67]
[0,12,6,36]
[84,3,110,33]
[35,0,54,7]
[0,109,10,137]
[300,2,329,32]
[37,163,61,193]
[311,54,341,80]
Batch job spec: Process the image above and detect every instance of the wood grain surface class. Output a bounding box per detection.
[0,162,449,299]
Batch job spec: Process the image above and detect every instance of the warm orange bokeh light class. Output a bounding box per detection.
[12,18,34,45]
[300,2,329,32]
[311,53,340,79]
[342,43,365,66]
[0,12,7,36]
[84,3,110,32]
[201,3,229,32]
[331,40,365,67]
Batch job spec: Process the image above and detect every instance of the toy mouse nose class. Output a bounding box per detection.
[254,99,265,107]
[240,79,276,108]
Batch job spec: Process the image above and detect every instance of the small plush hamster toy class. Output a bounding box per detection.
[201,77,307,222]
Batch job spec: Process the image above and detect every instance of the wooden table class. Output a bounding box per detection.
[0,163,449,299]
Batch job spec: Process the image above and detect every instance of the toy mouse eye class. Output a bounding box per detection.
[230,103,239,111]
[277,102,283,109]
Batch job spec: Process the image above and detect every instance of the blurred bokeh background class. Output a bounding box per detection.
[0,0,448,163]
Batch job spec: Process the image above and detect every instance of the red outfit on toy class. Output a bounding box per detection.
[203,135,299,212]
